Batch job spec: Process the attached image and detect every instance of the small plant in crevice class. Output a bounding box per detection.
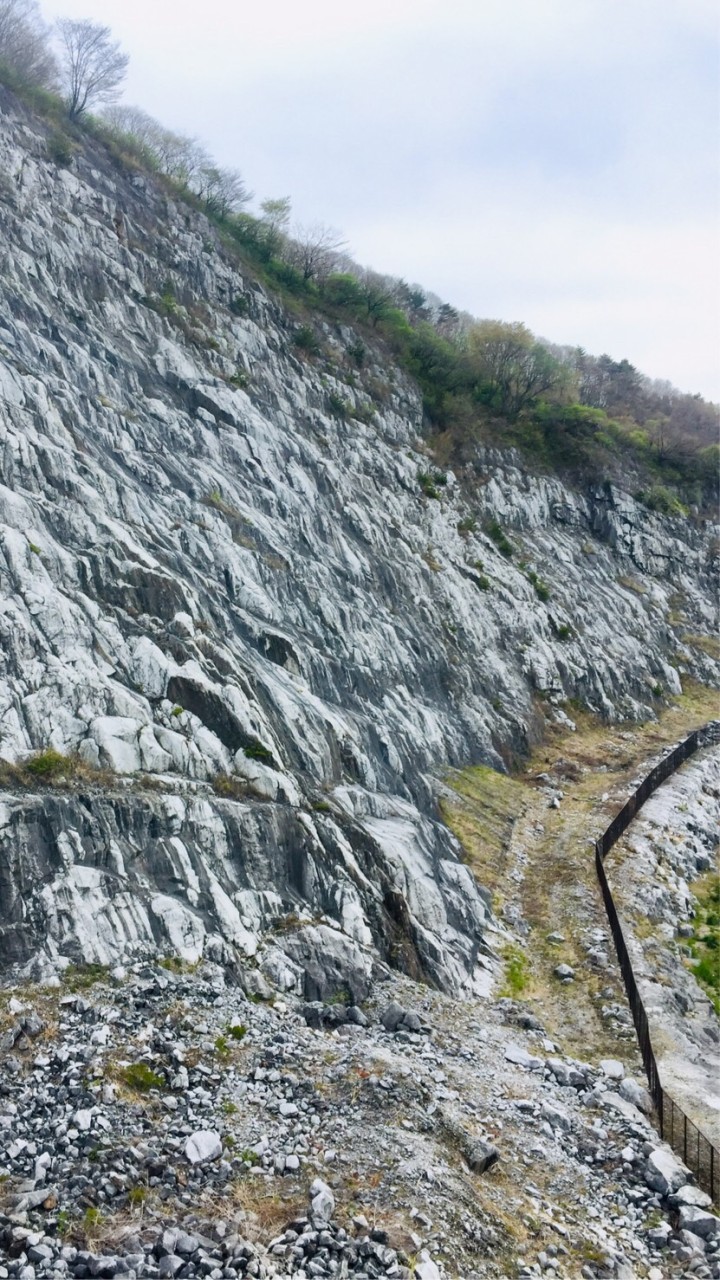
[551,619,574,641]
[121,1062,166,1093]
[418,469,447,500]
[25,748,74,778]
[225,1023,248,1040]
[484,519,513,559]
[327,391,350,419]
[457,515,477,535]
[243,740,274,764]
[501,943,530,996]
[229,294,249,317]
[347,339,366,368]
[525,569,551,602]
[292,325,320,355]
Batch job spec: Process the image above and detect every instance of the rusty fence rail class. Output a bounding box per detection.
[594,719,720,1202]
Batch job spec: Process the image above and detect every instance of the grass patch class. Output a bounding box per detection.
[501,944,530,996]
[121,1062,166,1093]
[63,963,110,992]
[682,633,720,661]
[484,519,513,559]
[439,764,527,895]
[686,872,720,1014]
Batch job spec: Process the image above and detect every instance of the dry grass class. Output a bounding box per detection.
[441,680,720,1061]
[682,633,720,661]
[227,1178,307,1241]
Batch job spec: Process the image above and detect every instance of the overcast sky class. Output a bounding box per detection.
[45,0,720,399]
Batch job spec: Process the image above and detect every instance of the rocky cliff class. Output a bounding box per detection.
[0,85,717,993]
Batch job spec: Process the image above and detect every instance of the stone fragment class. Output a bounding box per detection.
[598,1058,624,1080]
[465,1138,500,1174]
[505,1043,543,1069]
[677,1204,720,1239]
[185,1130,222,1164]
[310,1177,335,1227]
[380,1002,406,1032]
[645,1146,689,1196]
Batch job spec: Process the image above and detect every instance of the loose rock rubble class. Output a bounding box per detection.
[1,966,718,1280]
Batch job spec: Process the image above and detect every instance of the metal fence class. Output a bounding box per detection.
[594,719,720,1203]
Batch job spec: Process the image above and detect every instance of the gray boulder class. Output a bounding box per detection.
[185,1130,222,1164]
[644,1146,689,1196]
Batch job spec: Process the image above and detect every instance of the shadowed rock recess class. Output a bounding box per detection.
[0,86,717,997]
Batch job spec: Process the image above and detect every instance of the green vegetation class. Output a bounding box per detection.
[226,1023,248,1040]
[501,944,530,996]
[525,569,551,602]
[25,748,73,778]
[457,516,477,535]
[293,325,320,355]
[63,962,110,992]
[243,740,274,763]
[418,469,447,499]
[0,8,716,511]
[551,620,574,641]
[121,1062,166,1092]
[686,874,720,1014]
[484,520,514,559]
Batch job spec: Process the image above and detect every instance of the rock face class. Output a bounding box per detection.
[0,86,717,989]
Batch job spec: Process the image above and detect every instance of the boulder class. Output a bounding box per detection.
[677,1204,720,1239]
[644,1146,689,1196]
[185,1130,222,1164]
[310,1177,335,1227]
[465,1138,500,1174]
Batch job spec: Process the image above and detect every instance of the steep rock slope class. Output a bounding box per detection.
[0,88,717,989]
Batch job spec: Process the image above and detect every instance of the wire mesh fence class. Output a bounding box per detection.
[594,720,720,1202]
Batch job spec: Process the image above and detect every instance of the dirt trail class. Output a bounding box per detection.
[442,682,720,1069]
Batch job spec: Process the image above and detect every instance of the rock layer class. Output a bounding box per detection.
[0,86,717,987]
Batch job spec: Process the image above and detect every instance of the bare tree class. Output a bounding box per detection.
[56,18,128,120]
[197,165,252,218]
[0,0,56,86]
[259,196,291,258]
[286,222,345,282]
[101,103,162,151]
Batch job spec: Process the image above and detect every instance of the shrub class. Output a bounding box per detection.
[292,324,320,355]
[418,469,446,499]
[551,621,573,641]
[226,1023,247,1040]
[525,569,551,602]
[47,131,76,167]
[636,485,688,517]
[457,516,477,535]
[327,392,349,419]
[243,740,274,763]
[347,339,366,368]
[26,748,75,778]
[63,962,110,991]
[501,944,529,996]
[484,519,513,559]
[229,294,249,316]
[121,1062,166,1092]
